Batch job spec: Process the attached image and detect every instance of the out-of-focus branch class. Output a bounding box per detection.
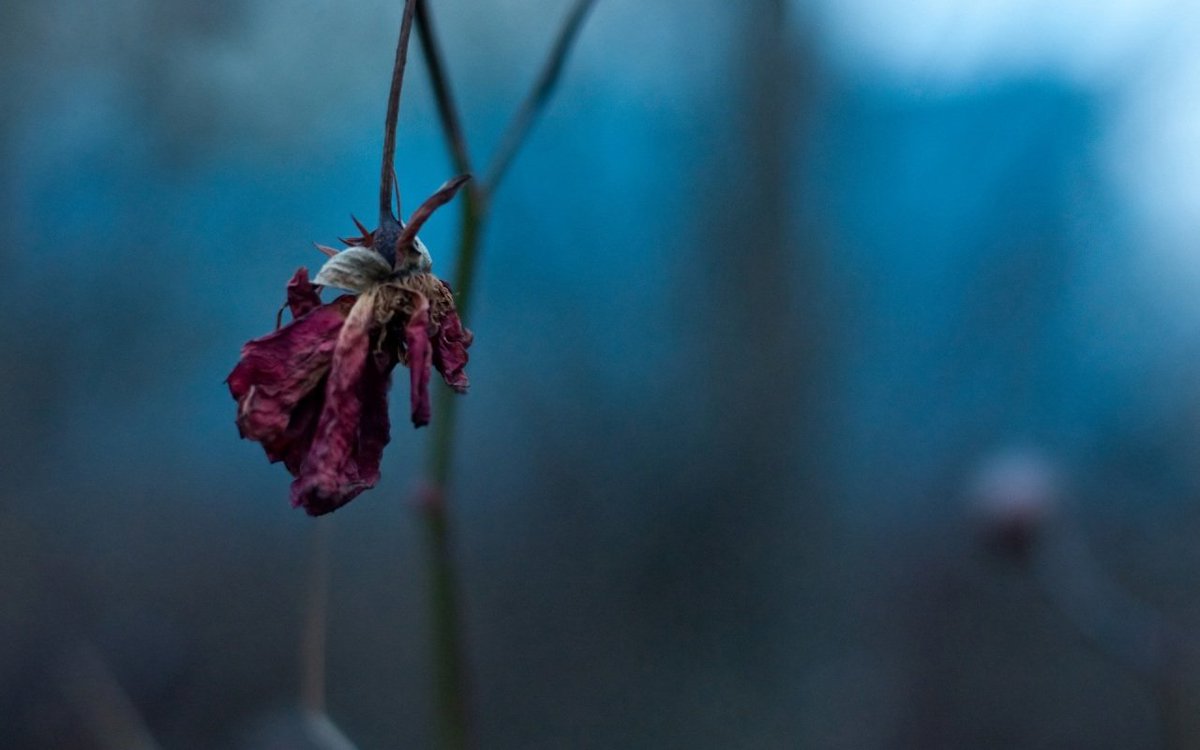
[483,0,597,192]
[410,3,601,748]
[972,449,1199,748]
[59,643,163,750]
[302,712,363,750]
[1031,528,1193,750]
[301,520,331,716]
[414,1,475,179]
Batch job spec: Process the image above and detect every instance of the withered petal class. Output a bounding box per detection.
[404,292,433,427]
[286,267,322,318]
[262,380,324,475]
[292,291,391,515]
[354,348,395,488]
[432,305,472,393]
[228,296,355,449]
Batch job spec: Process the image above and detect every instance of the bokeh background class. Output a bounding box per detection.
[6,0,1200,747]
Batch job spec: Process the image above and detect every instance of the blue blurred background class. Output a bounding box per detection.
[6,0,1200,747]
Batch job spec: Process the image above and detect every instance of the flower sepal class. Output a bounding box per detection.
[313,246,393,293]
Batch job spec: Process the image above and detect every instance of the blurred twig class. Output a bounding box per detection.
[59,642,163,750]
[418,0,598,324]
[302,712,362,750]
[301,520,331,716]
[482,0,598,193]
[414,2,474,179]
[1029,523,1195,749]
[411,2,599,748]
[299,521,366,749]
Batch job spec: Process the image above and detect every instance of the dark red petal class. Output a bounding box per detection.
[432,304,472,393]
[353,348,395,488]
[264,381,324,475]
[228,297,354,451]
[291,292,385,515]
[286,267,322,318]
[404,292,433,427]
[291,348,393,512]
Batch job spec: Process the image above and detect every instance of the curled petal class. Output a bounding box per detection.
[268,383,324,475]
[286,267,322,318]
[354,348,394,489]
[404,292,433,427]
[292,290,389,515]
[228,296,354,451]
[432,305,472,393]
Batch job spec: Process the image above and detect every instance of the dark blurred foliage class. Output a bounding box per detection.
[6,0,1200,748]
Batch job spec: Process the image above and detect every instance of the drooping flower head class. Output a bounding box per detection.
[228,176,473,515]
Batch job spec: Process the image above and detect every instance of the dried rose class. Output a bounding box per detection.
[228,176,472,515]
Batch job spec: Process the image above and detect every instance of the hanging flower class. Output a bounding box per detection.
[228,176,472,515]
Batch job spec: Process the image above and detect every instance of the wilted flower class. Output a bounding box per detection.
[228,176,472,515]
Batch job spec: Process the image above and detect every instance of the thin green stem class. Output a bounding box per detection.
[412,2,599,747]
[448,188,485,323]
[426,186,483,486]
[421,491,471,750]
[421,187,481,750]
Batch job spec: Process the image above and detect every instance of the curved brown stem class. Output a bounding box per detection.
[397,174,472,251]
[379,0,419,223]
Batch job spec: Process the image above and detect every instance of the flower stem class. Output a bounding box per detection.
[483,0,598,191]
[420,485,471,749]
[413,5,481,745]
[300,520,330,716]
[413,2,598,746]
[419,185,482,750]
[1031,527,1191,748]
[379,0,418,224]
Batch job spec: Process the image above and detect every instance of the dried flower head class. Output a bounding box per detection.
[227,176,472,515]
